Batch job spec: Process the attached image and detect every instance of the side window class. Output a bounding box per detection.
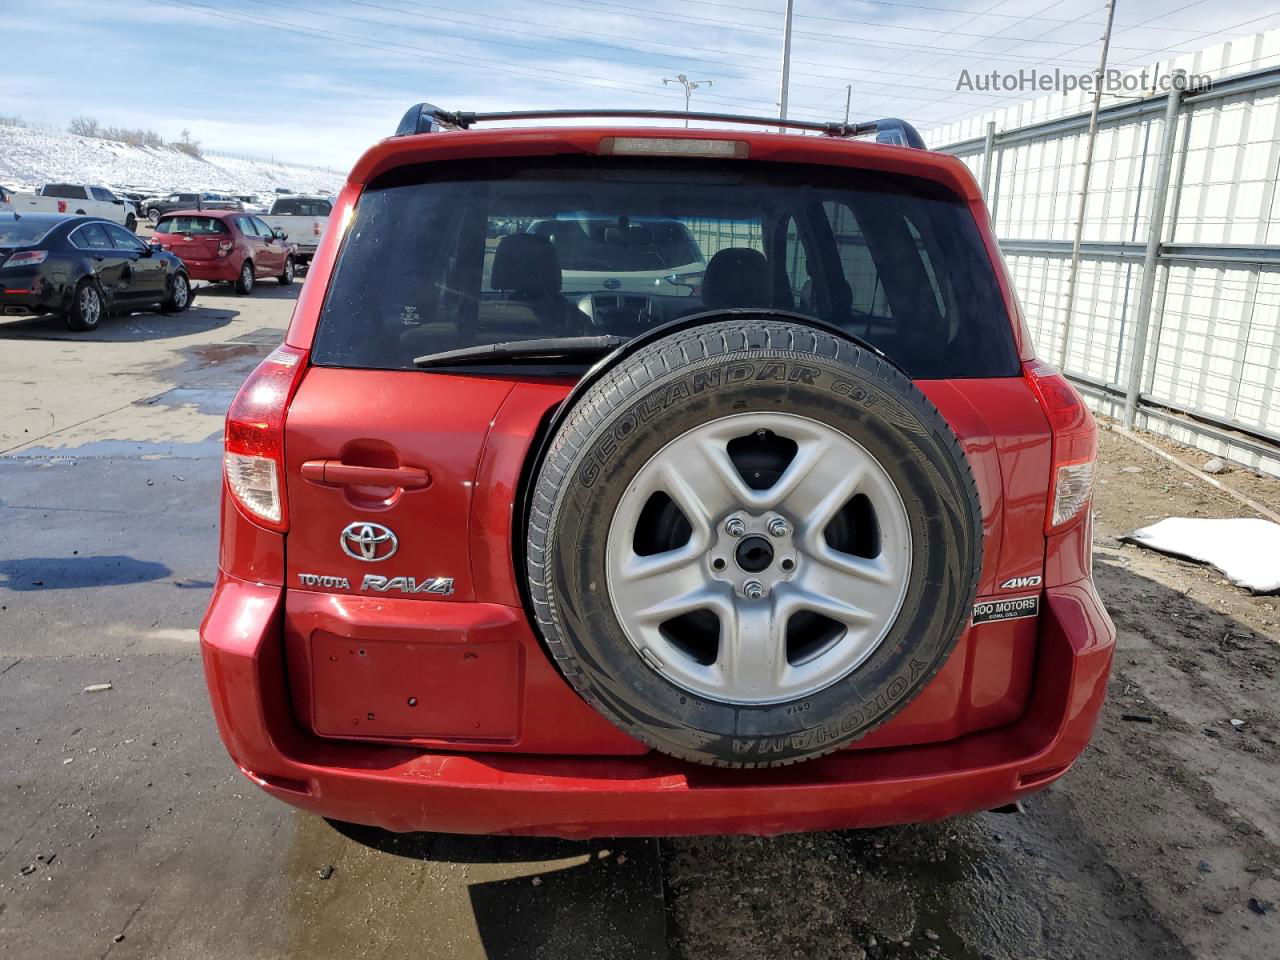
[234,216,257,236]
[47,184,88,200]
[905,220,948,319]
[253,217,275,237]
[179,194,198,204]
[314,199,332,215]
[273,199,297,215]
[90,187,115,202]
[71,223,113,250]
[782,218,810,311]
[823,201,890,318]
[678,217,763,261]
[103,223,145,251]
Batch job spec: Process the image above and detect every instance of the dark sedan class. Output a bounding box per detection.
[0,213,193,331]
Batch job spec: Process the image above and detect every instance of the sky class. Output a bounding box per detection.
[1,0,1277,171]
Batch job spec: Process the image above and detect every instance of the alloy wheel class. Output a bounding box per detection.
[604,411,912,705]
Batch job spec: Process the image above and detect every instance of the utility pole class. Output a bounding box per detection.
[1058,0,1117,367]
[844,84,852,124]
[1123,71,1185,429]
[778,0,795,130]
[662,73,715,127]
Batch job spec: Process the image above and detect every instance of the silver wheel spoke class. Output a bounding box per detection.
[656,432,755,526]
[718,600,786,694]
[616,550,713,623]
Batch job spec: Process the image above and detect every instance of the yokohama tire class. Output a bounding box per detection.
[526,317,984,767]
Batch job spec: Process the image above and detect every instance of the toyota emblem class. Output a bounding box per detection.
[340,522,398,562]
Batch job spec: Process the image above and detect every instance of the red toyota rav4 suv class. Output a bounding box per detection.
[199,106,1115,838]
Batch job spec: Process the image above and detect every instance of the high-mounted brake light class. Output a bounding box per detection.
[1025,360,1097,532]
[598,136,749,158]
[1,250,48,268]
[223,344,308,531]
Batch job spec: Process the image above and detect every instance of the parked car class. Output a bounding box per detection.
[258,195,330,263]
[12,183,136,229]
[112,190,150,218]
[199,106,1115,838]
[142,192,242,224]
[527,214,706,313]
[151,210,296,293]
[0,213,191,330]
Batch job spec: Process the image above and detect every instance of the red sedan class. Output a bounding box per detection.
[152,210,296,294]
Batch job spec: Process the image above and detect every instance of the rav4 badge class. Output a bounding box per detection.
[296,572,455,596]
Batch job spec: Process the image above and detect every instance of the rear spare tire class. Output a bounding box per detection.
[526,317,983,767]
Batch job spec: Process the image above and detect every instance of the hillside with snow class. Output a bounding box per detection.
[0,122,346,197]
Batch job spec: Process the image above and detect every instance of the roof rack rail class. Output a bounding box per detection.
[393,104,926,149]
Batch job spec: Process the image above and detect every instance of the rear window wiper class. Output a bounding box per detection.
[414,335,628,369]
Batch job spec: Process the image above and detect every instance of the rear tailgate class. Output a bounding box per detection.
[154,216,230,260]
[275,150,1058,755]
[262,215,325,250]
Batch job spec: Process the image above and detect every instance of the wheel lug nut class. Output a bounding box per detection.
[743,580,766,600]
[725,517,746,537]
[767,516,789,538]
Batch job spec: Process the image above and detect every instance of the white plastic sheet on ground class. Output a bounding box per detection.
[1122,517,1280,593]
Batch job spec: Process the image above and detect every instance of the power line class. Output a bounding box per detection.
[913,2,1280,123]
[643,0,1213,33]
[499,0,1144,69]
[854,0,1095,116]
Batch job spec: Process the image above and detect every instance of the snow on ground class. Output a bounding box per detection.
[1123,517,1280,593]
[0,123,345,198]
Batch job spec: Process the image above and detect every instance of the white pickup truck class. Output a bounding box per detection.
[257,196,330,263]
[12,183,137,229]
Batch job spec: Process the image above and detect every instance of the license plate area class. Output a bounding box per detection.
[309,631,520,740]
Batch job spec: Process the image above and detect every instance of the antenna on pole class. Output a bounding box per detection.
[663,73,716,128]
[844,84,852,124]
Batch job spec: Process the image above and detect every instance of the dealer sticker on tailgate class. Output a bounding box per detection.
[972,594,1040,625]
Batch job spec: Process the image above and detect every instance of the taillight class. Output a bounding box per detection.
[1025,360,1097,532]
[313,222,322,236]
[217,240,233,256]
[223,344,308,531]
[2,250,48,268]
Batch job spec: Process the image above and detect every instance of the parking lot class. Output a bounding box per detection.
[1,285,1278,960]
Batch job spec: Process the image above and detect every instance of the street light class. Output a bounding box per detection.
[662,73,715,127]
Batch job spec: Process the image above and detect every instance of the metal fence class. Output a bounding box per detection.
[932,59,1280,478]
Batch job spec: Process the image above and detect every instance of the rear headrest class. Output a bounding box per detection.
[491,233,561,296]
[701,247,772,310]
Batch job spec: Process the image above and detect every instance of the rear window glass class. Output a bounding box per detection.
[313,158,1018,379]
[0,219,55,245]
[155,216,228,235]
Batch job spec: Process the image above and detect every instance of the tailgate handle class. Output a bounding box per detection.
[300,460,431,489]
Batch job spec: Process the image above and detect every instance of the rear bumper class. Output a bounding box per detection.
[200,573,1114,837]
[0,281,66,316]
[173,258,240,282]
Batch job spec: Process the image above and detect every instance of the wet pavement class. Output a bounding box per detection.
[1,283,1277,959]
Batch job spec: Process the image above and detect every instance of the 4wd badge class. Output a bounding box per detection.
[1000,574,1042,590]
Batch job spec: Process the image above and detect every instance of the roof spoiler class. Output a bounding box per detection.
[393,104,925,148]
